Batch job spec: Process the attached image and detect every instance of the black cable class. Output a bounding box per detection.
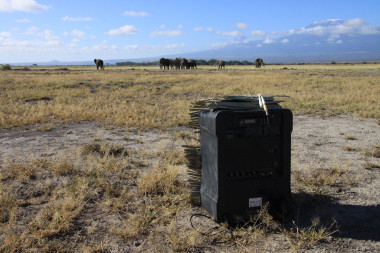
[190,213,234,244]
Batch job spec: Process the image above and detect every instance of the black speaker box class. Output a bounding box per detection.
[199,108,293,223]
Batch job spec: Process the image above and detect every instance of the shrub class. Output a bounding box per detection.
[1,64,12,70]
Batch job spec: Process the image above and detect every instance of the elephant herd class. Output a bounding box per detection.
[159,58,264,70]
[160,58,197,70]
[93,57,265,70]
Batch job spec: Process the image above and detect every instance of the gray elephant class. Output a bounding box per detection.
[255,58,264,68]
[94,59,104,70]
[159,58,171,69]
[216,60,225,69]
[170,58,181,69]
[187,59,197,69]
[180,58,188,69]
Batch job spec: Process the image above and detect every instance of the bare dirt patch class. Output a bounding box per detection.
[0,115,379,252]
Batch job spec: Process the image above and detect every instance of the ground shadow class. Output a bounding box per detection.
[290,191,380,241]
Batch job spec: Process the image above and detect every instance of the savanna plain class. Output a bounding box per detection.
[0,64,379,252]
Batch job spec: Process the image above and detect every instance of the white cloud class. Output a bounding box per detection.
[122,10,149,17]
[216,30,241,37]
[17,18,31,23]
[327,34,340,42]
[336,40,342,44]
[206,27,214,32]
[250,30,266,37]
[210,36,248,48]
[71,29,85,38]
[81,42,185,56]
[62,16,94,21]
[344,18,367,26]
[150,29,183,37]
[329,24,354,34]
[263,38,275,44]
[25,27,60,41]
[256,43,262,47]
[26,26,39,35]
[281,38,289,43]
[194,27,203,32]
[0,31,11,37]
[236,23,248,30]
[45,40,62,46]
[0,35,64,52]
[292,18,380,36]
[106,25,139,35]
[123,43,186,52]
[41,30,59,40]
[0,0,48,12]
[0,37,35,48]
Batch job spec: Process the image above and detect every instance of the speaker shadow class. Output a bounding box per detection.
[290,191,380,242]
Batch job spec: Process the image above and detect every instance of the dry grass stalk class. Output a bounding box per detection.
[293,163,356,193]
[137,162,185,196]
[284,219,338,250]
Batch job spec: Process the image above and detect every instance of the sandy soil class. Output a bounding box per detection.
[0,115,379,252]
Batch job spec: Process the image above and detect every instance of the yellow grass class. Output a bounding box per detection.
[0,63,378,251]
[1,64,379,129]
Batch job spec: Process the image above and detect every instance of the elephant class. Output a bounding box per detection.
[94,59,104,70]
[159,58,171,69]
[170,58,181,69]
[255,58,264,68]
[216,60,225,69]
[180,58,188,69]
[187,59,197,69]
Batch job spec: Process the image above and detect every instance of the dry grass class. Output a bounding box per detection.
[1,64,379,251]
[363,145,380,158]
[343,145,357,151]
[284,219,338,250]
[292,161,358,193]
[1,64,379,129]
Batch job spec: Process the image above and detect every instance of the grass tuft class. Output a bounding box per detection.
[137,162,184,196]
[0,191,18,223]
[284,219,338,250]
[81,142,128,157]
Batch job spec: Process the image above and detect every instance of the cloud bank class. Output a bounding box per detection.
[0,0,48,12]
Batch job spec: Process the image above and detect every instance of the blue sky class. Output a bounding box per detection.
[0,0,379,63]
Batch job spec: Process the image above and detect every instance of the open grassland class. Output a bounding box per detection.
[1,64,379,130]
[1,64,379,252]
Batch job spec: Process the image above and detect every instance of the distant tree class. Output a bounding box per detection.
[195,59,208,65]
[1,64,11,70]
[208,59,218,65]
[241,60,252,65]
